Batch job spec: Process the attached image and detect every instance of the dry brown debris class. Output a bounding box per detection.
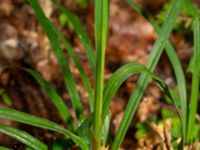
[184,142,200,150]
[136,119,173,150]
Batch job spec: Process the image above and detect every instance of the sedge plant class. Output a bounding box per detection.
[0,0,199,149]
[127,0,200,147]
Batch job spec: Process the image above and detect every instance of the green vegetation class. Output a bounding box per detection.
[128,0,200,147]
[0,146,12,150]
[0,0,199,149]
[0,88,12,106]
[156,1,199,34]
[76,0,88,8]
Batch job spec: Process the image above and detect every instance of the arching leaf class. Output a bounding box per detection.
[0,108,88,150]
[0,124,47,150]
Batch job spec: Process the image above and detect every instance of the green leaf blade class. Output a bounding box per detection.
[184,0,199,17]
[102,62,146,121]
[0,108,88,150]
[93,0,110,148]
[127,0,187,144]
[187,16,200,143]
[52,0,96,76]
[27,0,83,120]
[0,124,47,150]
[111,0,183,149]
[49,24,94,112]
[24,69,76,129]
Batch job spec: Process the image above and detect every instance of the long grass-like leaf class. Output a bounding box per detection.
[101,62,181,147]
[102,62,182,122]
[127,0,187,144]
[183,0,200,143]
[101,62,182,148]
[49,23,94,112]
[0,124,47,150]
[27,0,83,120]
[111,0,183,149]
[0,108,88,150]
[184,0,198,17]
[187,16,200,142]
[93,0,110,149]
[101,113,111,146]
[51,0,96,76]
[102,62,147,121]
[24,69,76,130]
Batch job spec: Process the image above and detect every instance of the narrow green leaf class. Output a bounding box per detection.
[111,0,183,149]
[51,0,96,76]
[93,0,110,148]
[187,16,200,143]
[102,62,147,121]
[0,108,88,150]
[27,0,83,119]
[0,124,47,150]
[184,0,199,17]
[76,116,92,148]
[152,76,182,120]
[101,113,111,146]
[24,69,76,130]
[127,0,187,144]
[102,62,182,123]
[49,23,94,112]
[101,62,182,149]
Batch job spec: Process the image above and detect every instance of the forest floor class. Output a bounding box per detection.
[0,0,199,149]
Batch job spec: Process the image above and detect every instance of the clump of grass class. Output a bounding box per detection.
[128,0,200,147]
[0,0,199,149]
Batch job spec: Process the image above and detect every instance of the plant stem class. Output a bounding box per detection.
[93,0,109,149]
